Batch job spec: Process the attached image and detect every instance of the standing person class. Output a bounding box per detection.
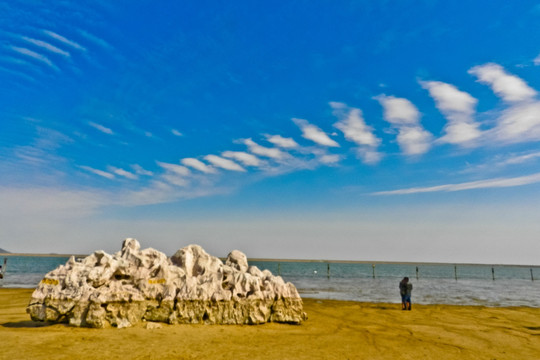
[0,258,6,280]
[399,277,413,310]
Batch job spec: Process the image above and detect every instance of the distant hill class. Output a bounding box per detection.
[0,248,10,253]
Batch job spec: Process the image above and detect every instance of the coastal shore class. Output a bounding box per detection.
[2,288,540,359]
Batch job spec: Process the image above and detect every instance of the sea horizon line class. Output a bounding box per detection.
[1,252,539,268]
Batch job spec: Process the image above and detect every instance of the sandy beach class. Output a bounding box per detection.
[2,288,540,359]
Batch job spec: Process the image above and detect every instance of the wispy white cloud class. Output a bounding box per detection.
[331,102,380,146]
[221,151,261,166]
[292,118,340,147]
[437,120,483,146]
[80,166,115,179]
[117,181,175,206]
[499,151,540,165]
[108,166,138,180]
[131,164,153,176]
[161,174,189,187]
[181,158,217,174]
[460,150,540,176]
[330,101,382,164]
[14,146,49,166]
[0,55,36,67]
[77,30,112,50]
[0,65,37,83]
[11,126,73,168]
[171,129,183,137]
[156,161,191,187]
[374,94,432,155]
[397,127,433,155]
[118,180,229,207]
[10,46,58,71]
[318,154,341,165]
[491,101,540,142]
[0,56,49,79]
[465,63,540,144]
[469,63,537,102]
[419,80,477,116]
[265,134,299,148]
[116,182,166,205]
[21,36,70,57]
[204,155,246,172]
[42,30,86,51]
[88,121,113,135]
[374,95,420,125]
[156,162,190,176]
[373,172,540,195]
[242,138,287,159]
[420,80,481,145]
[261,141,345,173]
[535,53,540,66]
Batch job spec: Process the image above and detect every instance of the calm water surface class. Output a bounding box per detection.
[2,255,540,307]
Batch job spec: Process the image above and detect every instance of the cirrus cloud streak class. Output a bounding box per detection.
[373,172,540,195]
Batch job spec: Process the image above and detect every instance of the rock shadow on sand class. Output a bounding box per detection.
[2,320,65,328]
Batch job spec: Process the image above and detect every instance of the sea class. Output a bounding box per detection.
[2,255,540,307]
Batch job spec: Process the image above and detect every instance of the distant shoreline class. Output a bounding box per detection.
[248,258,540,268]
[0,253,88,258]
[1,252,539,267]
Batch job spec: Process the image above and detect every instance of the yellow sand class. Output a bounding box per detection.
[2,288,540,359]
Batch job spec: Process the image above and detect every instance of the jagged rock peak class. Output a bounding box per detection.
[226,250,249,272]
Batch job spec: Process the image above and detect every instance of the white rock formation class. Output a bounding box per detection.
[27,239,307,328]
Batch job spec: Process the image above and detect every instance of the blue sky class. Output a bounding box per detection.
[1,1,540,264]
